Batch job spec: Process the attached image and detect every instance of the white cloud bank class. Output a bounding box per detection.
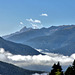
[40,14,48,17]
[0,48,75,71]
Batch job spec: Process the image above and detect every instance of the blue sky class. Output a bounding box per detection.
[0,0,75,36]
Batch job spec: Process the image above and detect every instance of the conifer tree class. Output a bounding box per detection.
[65,66,73,75]
[49,63,57,75]
[49,62,63,75]
[72,60,75,73]
[65,60,75,75]
[72,60,75,75]
[55,69,61,75]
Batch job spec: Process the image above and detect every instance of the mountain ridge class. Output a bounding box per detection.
[0,37,42,55]
[3,25,75,55]
[0,61,44,75]
[24,25,75,55]
[3,25,74,43]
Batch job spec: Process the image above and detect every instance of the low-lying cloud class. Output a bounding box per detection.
[0,48,75,71]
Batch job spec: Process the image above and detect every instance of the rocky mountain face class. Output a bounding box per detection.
[3,26,33,39]
[3,25,75,55]
[25,25,75,55]
[3,26,61,43]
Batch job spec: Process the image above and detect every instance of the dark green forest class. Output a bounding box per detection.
[49,60,75,75]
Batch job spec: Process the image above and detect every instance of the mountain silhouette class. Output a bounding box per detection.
[0,61,43,75]
[0,37,42,55]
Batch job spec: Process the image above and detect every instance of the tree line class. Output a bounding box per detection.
[49,60,75,75]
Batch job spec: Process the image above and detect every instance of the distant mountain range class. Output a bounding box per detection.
[0,61,44,75]
[3,26,33,39]
[3,25,75,55]
[3,26,56,43]
[0,37,42,55]
[25,25,75,55]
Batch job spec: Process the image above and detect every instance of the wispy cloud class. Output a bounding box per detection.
[26,18,41,23]
[26,18,42,29]
[40,14,48,17]
[30,23,38,29]
[20,22,23,25]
